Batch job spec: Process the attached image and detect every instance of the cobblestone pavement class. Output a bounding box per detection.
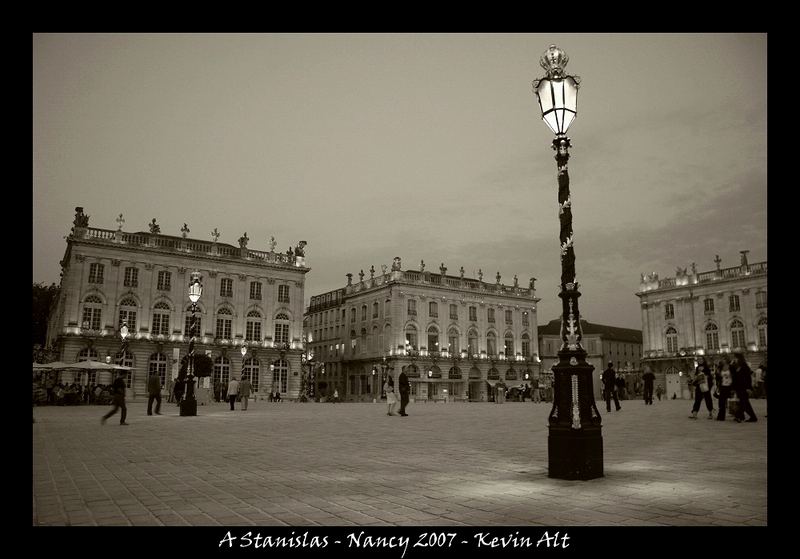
[32,397,767,526]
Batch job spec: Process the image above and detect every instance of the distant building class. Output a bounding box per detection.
[304,259,541,402]
[46,207,309,399]
[636,251,767,399]
[538,318,643,398]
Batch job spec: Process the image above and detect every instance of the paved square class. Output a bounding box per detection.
[32,397,767,526]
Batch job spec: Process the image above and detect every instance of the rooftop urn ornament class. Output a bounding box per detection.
[181,223,190,238]
[370,265,375,279]
[116,213,125,231]
[496,271,501,285]
[478,269,483,282]
[530,277,537,290]
[460,266,465,279]
[420,260,425,272]
[73,207,90,228]
[691,262,697,275]
[269,236,277,252]
[238,232,249,249]
[440,263,447,275]
[381,264,388,276]
[714,254,722,271]
[514,274,519,288]
[346,273,353,286]
[359,269,365,282]
[295,241,307,257]
[740,250,750,267]
[149,218,160,234]
[211,228,220,243]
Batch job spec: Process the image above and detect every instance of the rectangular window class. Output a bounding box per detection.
[505,310,513,324]
[350,308,356,323]
[729,295,740,312]
[361,375,370,394]
[488,308,495,323]
[373,302,379,318]
[220,278,233,298]
[157,271,171,291]
[706,331,719,350]
[469,306,477,322]
[429,302,438,318]
[88,263,104,284]
[385,300,391,316]
[278,285,290,303]
[275,323,289,344]
[184,316,201,337]
[152,313,170,336]
[755,292,767,309]
[118,310,136,332]
[522,340,530,358]
[246,321,262,342]
[124,267,139,287]
[216,318,232,339]
[361,306,367,321]
[522,312,529,326]
[408,300,417,316]
[449,304,458,320]
[250,282,262,300]
[504,338,514,355]
[704,298,714,313]
[665,304,674,320]
[82,307,102,330]
[449,335,459,355]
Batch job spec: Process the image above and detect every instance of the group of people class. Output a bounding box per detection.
[33,374,122,407]
[689,354,764,422]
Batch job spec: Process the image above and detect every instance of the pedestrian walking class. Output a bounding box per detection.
[332,388,339,403]
[689,356,714,419]
[146,370,162,416]
[602,362,621,412]
[173,378,185,405]
[101,370,129,425]
[655,384,664,401]
[714,359,733,420]
[239,375,252,411]
[384,375,397,415]
[615,370,627,400]
[398,368,410,416]
[642,364,655,405]
[227,376,240,411]
[532,377,542,403]
[731,352,757,423]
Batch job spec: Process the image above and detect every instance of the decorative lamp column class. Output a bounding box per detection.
[181,272,202,416]
[241,343,248,381]
[532,44,603,480]
[118,322,129,386]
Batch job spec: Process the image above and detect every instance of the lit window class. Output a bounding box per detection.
[82,295,103,331]
[152,302,171,335]
[757,317,767,346]
[487,332,497,355]
[118,298,137,332]
[216,307,233,339]
[246,310,262,341]
[705,323,719,350]
[427,326,439,352]
[665,327,678,353]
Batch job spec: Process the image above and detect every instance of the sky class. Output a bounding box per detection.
[32,33,767,330]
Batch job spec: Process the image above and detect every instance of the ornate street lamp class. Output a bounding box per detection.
[532,45,603,480]
[241,342,248,380]
[181,271,202,416]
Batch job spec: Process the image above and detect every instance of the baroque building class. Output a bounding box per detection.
[304,258,542,402]
[46,207,310,399]
[636,251,767,399]
[538,318,642,398]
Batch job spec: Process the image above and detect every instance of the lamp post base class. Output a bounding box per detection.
[548,425,603,480]
[179,398,197,417]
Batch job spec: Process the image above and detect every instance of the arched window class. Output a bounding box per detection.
[521,333,531,358]
[115,351,134,387]
[730,319,746,349]
[246,310,262,342]
[448,327,459,355]
[705,323,719,350]
[427,326,439,352]
[213,356,231,387]
[361,305,367,321]
[82,295,103,331]
[77,347,98,361]
[149,353,168,387]
[152,301,171,336]
[274,313,290,345]
[360,328,367,354]
[216,307,233,339]
[373,301,379,318]
[468,328,479,356]
[184,305,202,337]
[757,317,767,347]
[243,357,260,392]
[405,325,418,350]
[665,327,678,353]
[448,366,462,379]
[372,325,379,353]
[486,332,497,356]
[272,358,288,393]
[118,297,137,332]
[504,332,514,356]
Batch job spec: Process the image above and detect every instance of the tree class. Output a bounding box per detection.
[178,353,213,380]
[32,283,59,346]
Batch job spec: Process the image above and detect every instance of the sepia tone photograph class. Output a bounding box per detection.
[33,33,766,540]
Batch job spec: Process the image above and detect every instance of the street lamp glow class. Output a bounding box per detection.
[532,45,579,137]
[120,322,129,341]
[188,271,203,303]
[241,345,247,357]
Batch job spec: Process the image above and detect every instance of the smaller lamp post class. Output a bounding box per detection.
[181,272,202,417]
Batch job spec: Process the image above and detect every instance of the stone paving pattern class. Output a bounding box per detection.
[32,397,767,526]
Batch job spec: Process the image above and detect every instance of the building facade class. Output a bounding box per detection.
[46,207,310,399]
[304,258,541,402]
[637,251,767,399]
[539,318,643,399]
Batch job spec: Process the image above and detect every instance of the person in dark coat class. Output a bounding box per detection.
[731,352,757,422]
[101,371,129,425]
[642,365,655,405]
[398,369,411,416]
[147,370,162,416]
[689,356,714,419]
[173,378,185,406]
[602,362,621,412]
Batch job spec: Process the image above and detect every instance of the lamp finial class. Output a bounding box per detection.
[540,45,569,78]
